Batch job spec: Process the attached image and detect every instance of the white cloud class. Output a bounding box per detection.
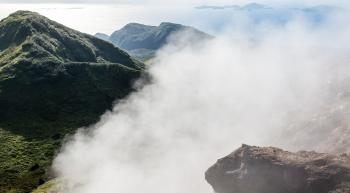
[52,6,350,193]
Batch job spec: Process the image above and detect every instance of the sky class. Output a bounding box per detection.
[0,3,248,35]
[0,0,346,5]
[0,1,345,35]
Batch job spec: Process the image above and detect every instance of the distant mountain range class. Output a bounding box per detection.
[195,3,336,12]
[0,10,143,193]
[95,22,212,61]
[195,3,338,26]
[195,3,266,10]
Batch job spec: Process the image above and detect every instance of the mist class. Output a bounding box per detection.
[52,4,350,193]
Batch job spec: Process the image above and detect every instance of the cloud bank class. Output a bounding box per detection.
[52,3,350,193]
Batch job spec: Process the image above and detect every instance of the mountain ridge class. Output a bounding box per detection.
[95,22,212,61]
[0,11,143,68]
[0,10,144,193]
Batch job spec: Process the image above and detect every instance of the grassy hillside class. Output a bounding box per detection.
[31,180,58,193]
[0,11,144,193]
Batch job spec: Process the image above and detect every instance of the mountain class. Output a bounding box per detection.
[206,145,350,193]
[241,3,266,10]
[95,22,212,61]
[0,11,143,193]
[195,5,240,10]
[195,3,266,10]
[108,22,211,50]
[95,32,110,42]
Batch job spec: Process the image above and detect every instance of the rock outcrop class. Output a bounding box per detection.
[206,145,350,193]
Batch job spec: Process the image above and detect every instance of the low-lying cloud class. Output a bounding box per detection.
[53,5,350,193]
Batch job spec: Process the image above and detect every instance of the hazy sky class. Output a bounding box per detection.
[0,0,344,5]
[0,0,270,5]
[0,1,344,36]
[0,4,203,35]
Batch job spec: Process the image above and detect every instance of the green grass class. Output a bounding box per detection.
[0,10,145,193]
[0,129,66,193]
[31,180,58,193]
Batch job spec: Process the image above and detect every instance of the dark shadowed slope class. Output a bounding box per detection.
[95,22,212,61]
[206,145,350,193]
[0,10,143,193]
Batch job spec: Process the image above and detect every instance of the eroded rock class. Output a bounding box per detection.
[205,145,350,193]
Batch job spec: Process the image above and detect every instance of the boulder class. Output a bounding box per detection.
[205,145,350,193]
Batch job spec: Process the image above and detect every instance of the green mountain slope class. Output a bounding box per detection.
[95,22,212,61]
[0,11,143,193]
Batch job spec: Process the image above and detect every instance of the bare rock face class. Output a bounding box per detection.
[205,145,350,193]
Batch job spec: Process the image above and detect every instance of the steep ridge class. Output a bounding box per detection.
[0,11,143,193]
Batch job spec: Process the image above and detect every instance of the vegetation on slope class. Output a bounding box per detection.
[0,11,144,193]
[31,180,58,193]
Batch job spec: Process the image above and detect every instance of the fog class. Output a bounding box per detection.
[53,4,350,193]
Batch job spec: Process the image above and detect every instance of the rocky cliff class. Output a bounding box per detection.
[206,145,350,193]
